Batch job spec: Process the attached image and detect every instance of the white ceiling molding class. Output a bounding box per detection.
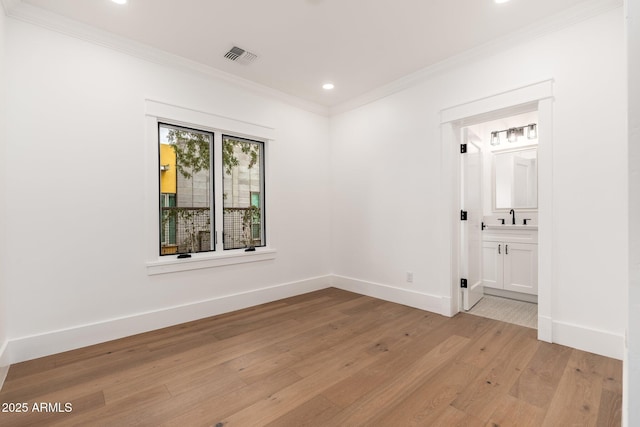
[329,0,622,116]
[0,0,330,117]
[0,0,19,14]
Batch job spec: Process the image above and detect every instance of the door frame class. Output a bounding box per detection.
[439,80,554,342]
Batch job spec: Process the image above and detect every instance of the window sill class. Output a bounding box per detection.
[146,248,277,276]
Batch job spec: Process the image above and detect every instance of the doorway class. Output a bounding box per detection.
[440,80,554,342]
[461,111,540,329]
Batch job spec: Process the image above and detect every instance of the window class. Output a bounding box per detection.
[158,123,266,256]
[222,135,265,250]
[159,124,214,255]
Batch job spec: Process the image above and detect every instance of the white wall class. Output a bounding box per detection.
[0,3,9,379]
[627,0,640,423]
[2,18,331,363]
[330,8,627,357]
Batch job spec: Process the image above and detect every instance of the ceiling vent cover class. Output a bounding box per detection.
[224,46,258,65]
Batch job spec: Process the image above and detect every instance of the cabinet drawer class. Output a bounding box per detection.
[483,229,537,244]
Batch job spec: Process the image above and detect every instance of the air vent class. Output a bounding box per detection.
[224,46,258,65]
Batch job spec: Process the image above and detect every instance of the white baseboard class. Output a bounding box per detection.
[0,339,8,391]
[2,274,624,367]
[538,315,553,343]
[0,338,8,367]
[484,287,538,304]
[0,365,7,392]
[552,319,624,360]
[5,275,331,365]
[331,275,450,316]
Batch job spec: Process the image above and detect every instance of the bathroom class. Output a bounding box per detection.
[462,110,539,329]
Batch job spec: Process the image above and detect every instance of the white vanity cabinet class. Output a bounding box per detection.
[482,227,538,296]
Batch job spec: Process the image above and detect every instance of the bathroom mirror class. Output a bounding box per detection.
[493,147,538,210]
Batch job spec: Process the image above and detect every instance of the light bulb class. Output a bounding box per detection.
[490,131,500,146]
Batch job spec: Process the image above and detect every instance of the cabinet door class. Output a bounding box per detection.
[482,241,503,289]
[503,243,538,295]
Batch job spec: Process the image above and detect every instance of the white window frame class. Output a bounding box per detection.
[145,100,276,275]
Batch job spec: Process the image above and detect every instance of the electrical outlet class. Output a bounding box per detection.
[406,271,413,283]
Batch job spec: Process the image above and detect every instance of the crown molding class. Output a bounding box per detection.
[329,0,623,116]
[0,0,19,15]
[0,0,330,117]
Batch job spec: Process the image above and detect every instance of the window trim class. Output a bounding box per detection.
[147,248,277,275]
[145,99,276,275]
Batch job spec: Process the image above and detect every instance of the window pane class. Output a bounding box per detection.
[223,136,265,250]
[159,124,213,255]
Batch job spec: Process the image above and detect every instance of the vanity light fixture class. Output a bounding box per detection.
[489,123,537,146]
[508,127,525,142]
[490,131,500,146]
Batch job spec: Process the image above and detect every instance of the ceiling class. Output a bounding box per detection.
[13,0,600,109]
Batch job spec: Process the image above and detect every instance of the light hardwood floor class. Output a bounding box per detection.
[0,288,622,426]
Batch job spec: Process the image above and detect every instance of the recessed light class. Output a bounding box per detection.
[112,0,127,5]
[494,0,510,3]
[322,83,334,90]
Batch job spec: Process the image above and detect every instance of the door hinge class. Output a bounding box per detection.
[460,143,467,153]
[460,278,468,288]
[460,210,468,221]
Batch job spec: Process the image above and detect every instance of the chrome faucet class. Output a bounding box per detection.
[509,209,516,225]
